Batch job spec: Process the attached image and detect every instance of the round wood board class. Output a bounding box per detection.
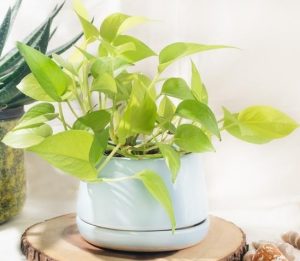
[21,214,247,261]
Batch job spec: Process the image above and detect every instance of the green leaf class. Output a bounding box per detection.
[136,170,176,232]
[191,61,208,104]
[176,100,220,139]
[158,96,175,120]
[0,2,65,73]
[72,0,88,19]
[91,58,113,78]
[115,42,136,54]
[0,8,12,57]
[75,14,99,43]
[53,54,77,75]
[174,124,214,152]
[28,130,97,181]
[17,42,69,101]
[159,42,229,72]
[161,78,194,100]
[117,80,157,142]
[100,13,147,42]
[223,106,299,144]
[14,103,58,130]
[158,144,181,183]
[2,124,52,149]
[91,73,117,96]
[73,110,111,133]
[17,73,56,102]
[113,35,156,63]
[89,129,109,166]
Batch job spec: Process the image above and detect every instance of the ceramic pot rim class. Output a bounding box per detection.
[0,106,24,120]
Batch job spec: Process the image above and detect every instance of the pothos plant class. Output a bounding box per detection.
[2,1,298,230]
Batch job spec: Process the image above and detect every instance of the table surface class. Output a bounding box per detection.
[1,153,300,261]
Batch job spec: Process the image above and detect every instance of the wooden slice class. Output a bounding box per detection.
[21,214,247,261]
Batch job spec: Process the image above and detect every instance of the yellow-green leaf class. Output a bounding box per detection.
[91,73,117,96]
[191,61,208,104]
[174,124,214,152]
[117,80,157,142]
[100,13,147,42]
[136,170,176,232]
[17,42,69,101]
[176,99,220,139]
[223,106,299,144]
[28,130,97,181]
[161,78,194,100]
[158,144,181,183]
[14,103,57,130]
[2,124,52,149]
[159,42,229,72]
[17,74,55,102]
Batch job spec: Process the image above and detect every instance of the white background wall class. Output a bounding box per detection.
[1,0,300,211]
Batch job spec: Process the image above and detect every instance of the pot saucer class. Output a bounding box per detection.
[76,216,209,252]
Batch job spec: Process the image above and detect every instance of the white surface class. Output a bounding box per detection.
[77,153,208,230]
[1,0,300,260]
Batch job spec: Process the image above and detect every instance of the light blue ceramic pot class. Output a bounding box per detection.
[77,153,209,252]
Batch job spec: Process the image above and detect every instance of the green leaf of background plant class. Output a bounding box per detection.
[0,7,12,57]
[113,35,156,63]
[191,61,208,104]
[136,170,176,232]
[91,73,117,96]
[176,99,220,139]
[100,13,147,42]
[158,144,181,183]
[17,42,69,101]
[223,106,299,144]
[161,78,194,100]
[73,110,111,133]
[2,124,52,149]
[159,42,229,72]
[174,124,214,152]
[14,103,58,130]
[28,130,97,181]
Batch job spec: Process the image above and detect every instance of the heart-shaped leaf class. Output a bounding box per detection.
[136,170,176,232]
[176,99,220,139]
[158,144,181,183]
[28,130,97,181]
[161,78,194,100]
[174,124,214,152]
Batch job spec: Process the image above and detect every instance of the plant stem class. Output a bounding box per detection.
[58,103,68,130]
[71,76,85,114]
[97,144,121,173]
[66,100,79,118]
[89,173,139,184]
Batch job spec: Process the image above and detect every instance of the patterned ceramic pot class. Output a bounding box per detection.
[0,107,25,224]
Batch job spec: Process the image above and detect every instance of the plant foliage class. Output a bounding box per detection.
[2,1,299,231]
[0,0,82,110]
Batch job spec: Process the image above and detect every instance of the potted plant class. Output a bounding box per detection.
[0,0,81,224]
[3,1,298,251]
